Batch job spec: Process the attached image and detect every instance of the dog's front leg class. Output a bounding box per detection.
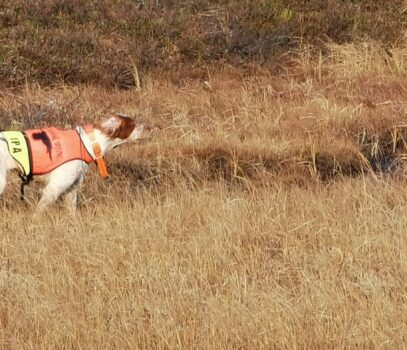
[64,175,85,213]
[37,183,65,212]
[65,189,78,213]
[36,160,88,212]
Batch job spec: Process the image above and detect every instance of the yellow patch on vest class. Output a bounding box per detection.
[1,131,31,176]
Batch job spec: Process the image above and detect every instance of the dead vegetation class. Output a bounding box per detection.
[0,2,406,348]
[0,0,405,87]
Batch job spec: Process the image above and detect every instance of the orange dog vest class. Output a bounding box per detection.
[25,127,94,175]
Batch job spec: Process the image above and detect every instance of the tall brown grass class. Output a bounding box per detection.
[0,43,406,348]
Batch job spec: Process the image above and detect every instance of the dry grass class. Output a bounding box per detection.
[0,43,407,348]
[0,0,405,88]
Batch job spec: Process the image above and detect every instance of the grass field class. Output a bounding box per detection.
[0,15,407,350]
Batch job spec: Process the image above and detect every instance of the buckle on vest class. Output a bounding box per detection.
[85,127,109,178]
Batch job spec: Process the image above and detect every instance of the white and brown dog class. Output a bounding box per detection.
[0,114,150,211]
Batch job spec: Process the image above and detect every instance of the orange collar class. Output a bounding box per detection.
[84,125,109,178]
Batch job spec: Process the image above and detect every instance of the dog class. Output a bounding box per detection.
[0,114,150,211]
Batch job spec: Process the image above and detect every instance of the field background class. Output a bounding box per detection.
[0,1,406,348]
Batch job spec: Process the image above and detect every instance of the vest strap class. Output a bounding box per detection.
[84,125,109,178]
[20,174,33,201]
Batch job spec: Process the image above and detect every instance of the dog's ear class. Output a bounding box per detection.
[99,114,137,139]
[101,116,120,134]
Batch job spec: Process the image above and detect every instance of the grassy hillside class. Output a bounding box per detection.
[0,0,405,87]
[0,1,406,349]
[0,43,406,348]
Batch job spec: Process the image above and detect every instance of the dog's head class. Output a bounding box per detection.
[96,114,151,146]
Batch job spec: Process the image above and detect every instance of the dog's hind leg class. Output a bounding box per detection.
[0,162,7,195]
[0,143,12,195]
